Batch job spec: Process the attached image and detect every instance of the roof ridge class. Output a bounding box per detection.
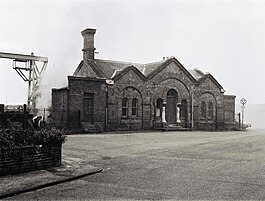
[94,58,166,66]
[194,68,205,75]
[144,60,165,65]
[94,58,144,66]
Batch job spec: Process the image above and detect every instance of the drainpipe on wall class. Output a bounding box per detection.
[105,84,108,131]
[191,92,194,129]
[67,89,69,128]
[142,102,144,130]
[215,104,218,130]
[153,101,156,129]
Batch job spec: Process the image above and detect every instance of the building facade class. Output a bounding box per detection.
[52,28,236,131]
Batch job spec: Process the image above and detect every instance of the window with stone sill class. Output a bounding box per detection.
[122,98,128,117]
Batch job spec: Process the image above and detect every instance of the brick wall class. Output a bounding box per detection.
[52,88,68,127]
[68,76,107,129]
[0,144,62,176]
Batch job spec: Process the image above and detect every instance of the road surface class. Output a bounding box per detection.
[7,129,265,200]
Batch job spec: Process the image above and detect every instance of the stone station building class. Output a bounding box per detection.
[52,28,236,131]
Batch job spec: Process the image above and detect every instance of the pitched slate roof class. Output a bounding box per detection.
[187,68,205,81]
[142,60,165,76]
[93,59,145,78]
[91,59,165,78]
[73,57,223,89]
[74,58,178,79]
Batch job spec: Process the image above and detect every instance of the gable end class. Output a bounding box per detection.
[146,57,198,84]
[198,74,224,90]
[112,65,147,82]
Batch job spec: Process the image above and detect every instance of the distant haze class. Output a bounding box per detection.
[236,104,265,129]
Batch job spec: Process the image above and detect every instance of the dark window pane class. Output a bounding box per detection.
[132,98,137,107]
[208,102,213,119]
[122,108,127,116]
[180,100,187,119]
[132,108,137,116]
[132,98,138,116]
[201,101,206,118]
[122,98,128,117]
[122,98,128,107]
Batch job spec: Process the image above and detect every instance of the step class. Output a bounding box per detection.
[160,125,192,132]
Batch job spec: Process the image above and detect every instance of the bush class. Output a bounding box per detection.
[0,128,67,154]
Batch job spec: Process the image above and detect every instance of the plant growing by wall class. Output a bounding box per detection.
[0,128,67,154]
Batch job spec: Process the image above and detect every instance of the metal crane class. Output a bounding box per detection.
[0,52,48,111]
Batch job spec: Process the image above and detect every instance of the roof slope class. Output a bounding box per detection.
[90,59,164,78]
[187,69,205,81]
[73,57,223,89]
[74,57,192,79]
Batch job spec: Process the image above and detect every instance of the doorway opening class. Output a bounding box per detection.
[166,89,178,124]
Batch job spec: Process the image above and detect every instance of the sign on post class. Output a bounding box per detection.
[240,98,247,130]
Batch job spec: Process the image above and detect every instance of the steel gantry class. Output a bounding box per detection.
[0,52,48,110]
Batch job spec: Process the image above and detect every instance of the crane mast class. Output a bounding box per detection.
[0,52,48,112]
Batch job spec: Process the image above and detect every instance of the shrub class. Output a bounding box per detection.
[0,128,67,154]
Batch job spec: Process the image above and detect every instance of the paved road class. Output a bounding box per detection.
[7,129,265,200]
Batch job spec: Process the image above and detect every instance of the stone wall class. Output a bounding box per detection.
[224,95,235,124]
[51,60,236,131]
[107,60,233,130]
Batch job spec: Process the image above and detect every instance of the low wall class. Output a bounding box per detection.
[0,143,62,176]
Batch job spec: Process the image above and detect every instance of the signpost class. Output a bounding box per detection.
[240,98,247,130]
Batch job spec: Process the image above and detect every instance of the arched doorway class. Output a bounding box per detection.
[166,89,178,124]
[180,99,188,127]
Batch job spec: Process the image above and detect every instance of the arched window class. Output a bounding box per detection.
[208,101,213,119]
[180,99,188,120]
[122,98,128,117]
[201,101,206,118]
[132,98,138,116]
[156,98,163,117]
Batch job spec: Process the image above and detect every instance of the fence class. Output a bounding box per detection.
[1,104,84,129]
[0,104,53,130]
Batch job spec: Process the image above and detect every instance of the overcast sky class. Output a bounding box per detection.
[0,0,265,108]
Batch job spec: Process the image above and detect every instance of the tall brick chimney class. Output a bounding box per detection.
[81,28,96,60]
